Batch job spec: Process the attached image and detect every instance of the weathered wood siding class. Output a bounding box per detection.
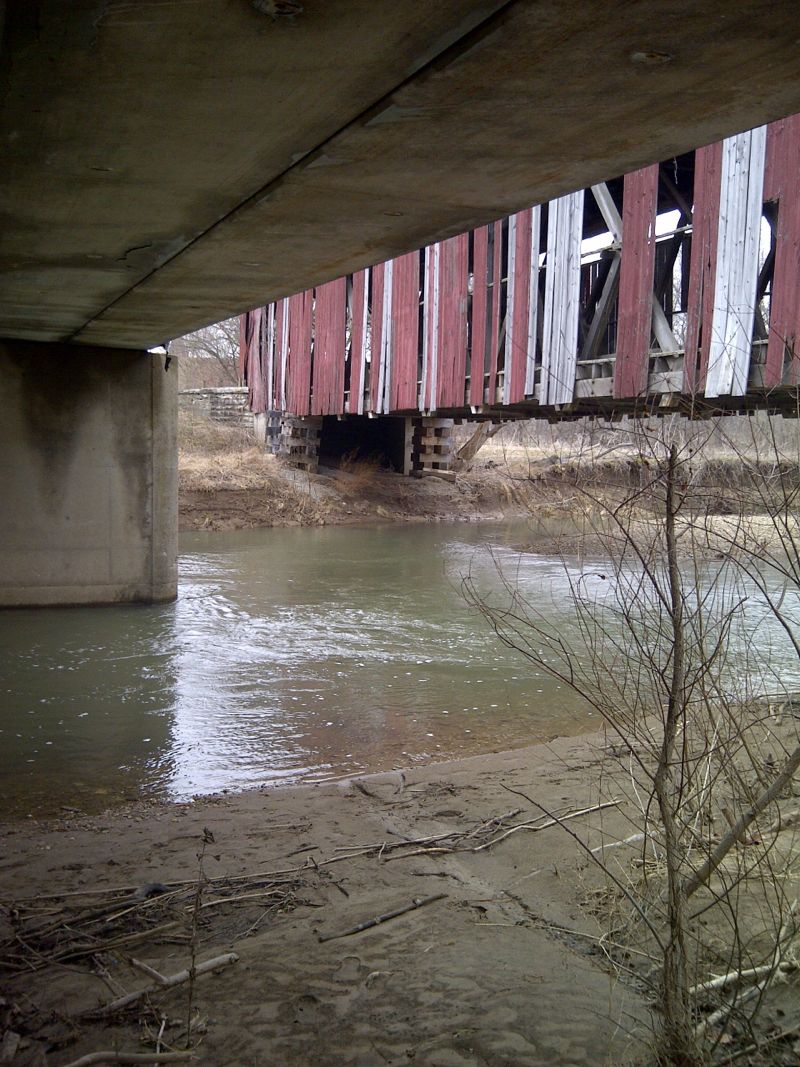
[390,252,420,411]
[764,114,800,387]
[369,262,386,414]
[241,114,799,417]
[312,278,346,415]
[348,269,368,414]
[469,226,490,406]
[287,291,312,416]
[684,141,723,394]
[504,209,534,405]
[487,220,503,405]
[705,126,766,398]
[540,191,583,406]
[437,235,469,409]
[614,165,658,398]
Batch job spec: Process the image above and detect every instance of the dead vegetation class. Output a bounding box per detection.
[466,416,800,1065]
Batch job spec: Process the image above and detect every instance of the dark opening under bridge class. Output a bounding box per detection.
[241,113,800,474]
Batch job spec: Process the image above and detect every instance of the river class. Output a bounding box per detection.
[1,521,797,817]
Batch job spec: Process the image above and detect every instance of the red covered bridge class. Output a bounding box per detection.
[240,115,800,470]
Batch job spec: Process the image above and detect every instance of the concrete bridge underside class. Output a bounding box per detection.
[2,1,800,605]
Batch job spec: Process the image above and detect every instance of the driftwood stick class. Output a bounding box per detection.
[590,832,646,856]
[684,743,800,899]
[54,922,182,962]
[12,870,305,903]
[317,894,446,943]
[695,901,797,1037]
[62,1053,193,1066]
[470,799,621,852]
[199,889,289,910]
[83,952,239,1017]
[129,958,168,985]
[689,959,797,997]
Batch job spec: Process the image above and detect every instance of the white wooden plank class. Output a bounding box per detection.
[503,213,517,404]
[524,205,541,395]
[429,242,441,411]
[706,125,766,397]
[651,293,679,353]
[357,268,369,415]
[377,259,393,413]
[419,247,431,411]
[591,183,622,243]
[279,296,289,411]
[540,191,584,405]
[266,303,275,409]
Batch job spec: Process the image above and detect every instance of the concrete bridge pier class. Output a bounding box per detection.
[0,340,177,608]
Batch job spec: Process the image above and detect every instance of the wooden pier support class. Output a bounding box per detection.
[279,415,322,471]
[412,417,455,477]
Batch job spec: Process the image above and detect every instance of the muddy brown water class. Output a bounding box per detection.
[1,521,797,817]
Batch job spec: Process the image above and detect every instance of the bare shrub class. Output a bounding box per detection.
[465,417,800,1065]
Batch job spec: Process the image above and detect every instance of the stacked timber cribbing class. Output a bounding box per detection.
[241,114,800,422]
[179,387,253,427]
[412,418,454,475]
[280,415,321,471]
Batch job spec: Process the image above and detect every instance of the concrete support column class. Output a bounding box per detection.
[0,340,177,607]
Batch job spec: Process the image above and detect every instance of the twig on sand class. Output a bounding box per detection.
[81,953,239,1018]
[317,894,446,943]
[62,1054,193,1066]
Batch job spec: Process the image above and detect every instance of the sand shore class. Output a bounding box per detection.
[1,731,649,1066]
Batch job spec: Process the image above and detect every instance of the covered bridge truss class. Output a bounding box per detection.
[240,114,800,431]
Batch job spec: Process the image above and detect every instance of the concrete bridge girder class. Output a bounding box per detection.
[3,2,800,350]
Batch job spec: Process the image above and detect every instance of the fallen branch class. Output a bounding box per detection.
[317,894,446,943]
[82,952,239,1018]
[379,801,620,863]
[695,901,797,1039]
[129,958,169,985]
[684,743,800,899]
[62,1054,192,1066]
[501,784,665,950]
[470,798,621,853]
[590,832,647,856]
[689,959,797,998]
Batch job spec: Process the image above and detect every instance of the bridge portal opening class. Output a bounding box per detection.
[319,415,409,474]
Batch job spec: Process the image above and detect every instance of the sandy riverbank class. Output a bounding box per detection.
[1,730,655,1066]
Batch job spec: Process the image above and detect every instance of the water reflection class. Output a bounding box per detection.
[1,521,796,817]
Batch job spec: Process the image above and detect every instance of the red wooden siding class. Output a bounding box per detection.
[348,269,368,414]
[286,291,312,415]
[469,226,489,406]
[273,298,285,409]
[389,252,420,411]
[614,165,658,398]
[506,209,533,403]
[764,114,800,387]
[684,141,723,394]
[437,234,469,408]
[487,221,502,404]
[421,245,438,411]
[312,278,347,415]
[369,262,385,413]
[241,114,800,418]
